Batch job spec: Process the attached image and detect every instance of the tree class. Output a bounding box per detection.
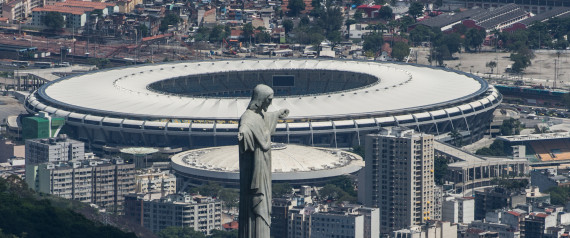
[287,0,306,16]
[159,13,180,33]
[255,31,271,43]
[486,61,497,74]
[534,125,550,134]
[500,118,523,136]
[391,41,410,61]
[510,50,532,73]
[464,28,486,52]
[88,58,111,69]
[43,12,64,30]
[283,19,294,33]
[136,24,149,37]
[448,129,462,146]
[316,7,343,42]
[189,181,222,197]
[209,25,228,43]
[273,183,292,198]
[398,16,415,32]
[408,2,424,20]
[218,188,238,211]
[241,23,254,44]
[508,46,534,74]
[351,145,365,159]
[434,157,448,185]
[363,32,384,54]
[209,230,238,238]
[476,140,509,156]
[378,6,393,20]
[409,25,433,46]
[354,10,363,21]
[157,227,206,238]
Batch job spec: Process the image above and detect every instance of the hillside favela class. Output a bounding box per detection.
[5,0,570,237]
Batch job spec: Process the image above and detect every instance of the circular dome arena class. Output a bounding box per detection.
[171,144,364,187]
[25,59,502,149]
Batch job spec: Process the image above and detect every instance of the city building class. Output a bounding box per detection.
[360,127,435,235]
[272,198,296,238]
[31,1,118,28]
[526,186,551,205]
[1,0,43,21]
[474,187,526,220]
[442,196,475,224]
[134,168,176,196]
[469,220,521,238]
[522,213,555,238]
[531,168,570,192]
[24,134,84,165]
[28,158,135,211]
[392,221,458,238]
[124,193,222,234]
[288,206,316,238]
[310,206,379,238]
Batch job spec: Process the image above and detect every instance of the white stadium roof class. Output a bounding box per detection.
[171,144,364,181]
[38,59,486,120]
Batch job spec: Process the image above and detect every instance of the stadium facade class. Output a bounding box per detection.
[25,59,502,149]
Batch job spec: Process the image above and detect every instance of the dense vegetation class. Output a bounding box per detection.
[0,175,136,238]
[476,139,510,156]
[547,186,570,205]
[157,227,238,238]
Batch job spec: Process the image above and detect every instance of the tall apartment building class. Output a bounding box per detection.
[30,159,135,211]
[25,135,84,191]
[272,198,297,238]
[124,193,222,234]
[288,206,315,238]
[360,127,435,235]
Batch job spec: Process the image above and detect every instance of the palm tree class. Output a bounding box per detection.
[448,129,462,147]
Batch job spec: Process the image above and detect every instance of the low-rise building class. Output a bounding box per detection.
[475,187,526,220]
[134,168,176,195]
[392,221,458,238]
[124,193,222,234]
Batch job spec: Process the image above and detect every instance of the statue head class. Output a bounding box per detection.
[248,84,274,112]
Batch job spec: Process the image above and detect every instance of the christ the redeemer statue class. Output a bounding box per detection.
[238,84,289,238]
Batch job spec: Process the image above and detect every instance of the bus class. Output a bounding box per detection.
[34,62,54,68]
[12,60,29,67]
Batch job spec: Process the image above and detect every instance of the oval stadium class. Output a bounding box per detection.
[24,59,502,149]
[170,143,364,187]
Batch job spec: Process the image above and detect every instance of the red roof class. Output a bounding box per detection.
[507,211,521,217]
[223,221,238,230]
[535,213,548,218]
[356,4,381,10]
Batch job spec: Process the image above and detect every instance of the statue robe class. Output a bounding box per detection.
[238,109,280,238]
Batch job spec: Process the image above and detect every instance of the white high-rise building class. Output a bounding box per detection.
[442,196,475,224]
[360,127,435,235]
